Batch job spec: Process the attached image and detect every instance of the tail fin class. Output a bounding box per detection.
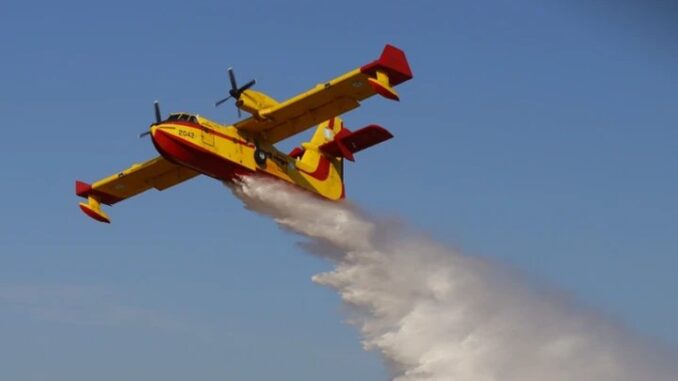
[291,115,393,172]
[288,117,393,200]
[294,117,346,178]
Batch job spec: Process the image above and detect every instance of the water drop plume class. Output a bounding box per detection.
[230,176,677,381]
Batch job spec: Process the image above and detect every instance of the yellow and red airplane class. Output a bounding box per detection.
[75,44,413,223]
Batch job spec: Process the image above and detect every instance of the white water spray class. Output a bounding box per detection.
[230,177,676,381]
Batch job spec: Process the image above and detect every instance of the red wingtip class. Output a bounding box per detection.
[75,180,92,198]
[361,44,413,86]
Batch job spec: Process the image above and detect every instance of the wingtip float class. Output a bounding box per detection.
[361,44,413,102]
[75,44,413,223]
[76,181,110,224]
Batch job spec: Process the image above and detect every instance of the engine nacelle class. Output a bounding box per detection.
[236,89,279,118]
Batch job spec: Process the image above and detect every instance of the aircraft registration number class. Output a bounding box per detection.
[178,130,196,139]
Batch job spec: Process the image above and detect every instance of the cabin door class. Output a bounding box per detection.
[201,128,214,146]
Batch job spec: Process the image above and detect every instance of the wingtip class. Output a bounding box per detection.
[360,44,413,86]
[75,180,92,198]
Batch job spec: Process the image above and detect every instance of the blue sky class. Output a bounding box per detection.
[1,1,677,380]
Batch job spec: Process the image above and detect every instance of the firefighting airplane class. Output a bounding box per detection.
[75,45,412,223]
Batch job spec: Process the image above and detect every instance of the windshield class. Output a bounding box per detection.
[167,113,197,123]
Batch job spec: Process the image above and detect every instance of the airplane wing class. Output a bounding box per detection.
[233,44,412,144]
[75,156,199,223]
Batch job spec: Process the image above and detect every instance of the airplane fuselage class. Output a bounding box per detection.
[150,114,344,200]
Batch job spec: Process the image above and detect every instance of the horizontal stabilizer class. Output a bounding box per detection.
[319,125,393,162]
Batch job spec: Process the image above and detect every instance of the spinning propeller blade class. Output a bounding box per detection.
[216,67,255,119]
[140,100,162,138]
[154,100,162,124]
[215,95,232,107]
[228,67,238,95]
[239,79,256,93]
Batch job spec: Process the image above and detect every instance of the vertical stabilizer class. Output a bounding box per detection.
[296,117,345,175]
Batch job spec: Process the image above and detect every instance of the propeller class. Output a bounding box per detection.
[215,67,255,118]
[154,100,162,124]
[140,100,162,138]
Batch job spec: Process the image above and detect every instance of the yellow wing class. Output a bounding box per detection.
[233,44,413,144]
[76,156,199,223]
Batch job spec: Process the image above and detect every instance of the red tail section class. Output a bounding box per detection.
[360,45,413,86]
[319,125,393,162]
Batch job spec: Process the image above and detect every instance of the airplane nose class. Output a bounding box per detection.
[139,125,158,139]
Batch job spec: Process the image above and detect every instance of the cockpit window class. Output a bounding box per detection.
[167,113,197,123]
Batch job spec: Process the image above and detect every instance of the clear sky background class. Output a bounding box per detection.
[1,1,676,380]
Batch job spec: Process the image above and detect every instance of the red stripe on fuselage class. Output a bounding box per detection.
[152,128,253,181]
[297,155,331,181]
